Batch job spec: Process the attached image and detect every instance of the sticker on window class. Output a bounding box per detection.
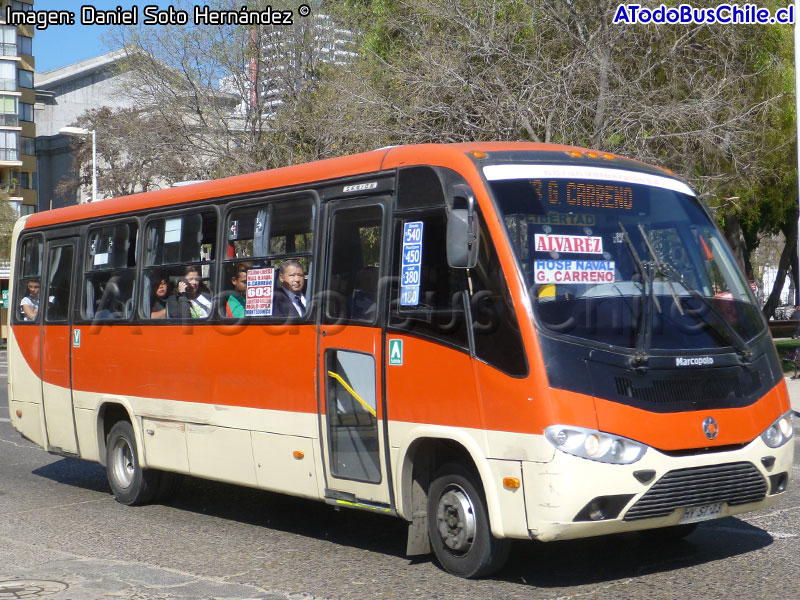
[93,252,109,266]
[400,221,423,306]
[534,234,603,255]
[534,259,615,284]
[245,267,275,316]
[164,218,182,244]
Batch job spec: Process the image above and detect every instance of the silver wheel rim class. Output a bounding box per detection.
[111,436,135,488]
[435,483,477,554]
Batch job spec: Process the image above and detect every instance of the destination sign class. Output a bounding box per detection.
[530,179,634,211]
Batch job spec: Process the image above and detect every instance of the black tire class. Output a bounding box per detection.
[427,463,512,578]
[637,523,698,542]
[105,421,159,506]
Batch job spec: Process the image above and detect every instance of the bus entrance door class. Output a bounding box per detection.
[40,238,79,455]
[317,199,392,510]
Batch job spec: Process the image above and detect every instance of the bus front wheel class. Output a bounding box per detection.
[427,463,512,578]
[106,421,159,506]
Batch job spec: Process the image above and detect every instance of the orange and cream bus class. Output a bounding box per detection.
[7,142,793,578]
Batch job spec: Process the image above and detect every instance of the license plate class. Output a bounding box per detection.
[680,503,722,524]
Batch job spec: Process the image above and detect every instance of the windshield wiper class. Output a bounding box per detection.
[635,225,752,360]
[637,224,684,317]
[618,222,655,366]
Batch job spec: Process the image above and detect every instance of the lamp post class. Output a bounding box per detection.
[59,126,96,203]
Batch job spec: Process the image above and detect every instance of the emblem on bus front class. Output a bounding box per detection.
[702,417,718,440]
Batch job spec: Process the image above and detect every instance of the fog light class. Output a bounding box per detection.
[769,472,788,495]
[574,494,635,522]
[588,500,606,520]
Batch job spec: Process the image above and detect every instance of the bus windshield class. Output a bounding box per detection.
[485,164,765,351]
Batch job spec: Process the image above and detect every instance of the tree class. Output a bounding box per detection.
[0,189,18,261]
[102,0,358,178]
[57,106,209,200]
[328,0,792,188]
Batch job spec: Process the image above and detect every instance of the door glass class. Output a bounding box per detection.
[45,245,74,323]
[324,205,383,324]
[325,349,380,483]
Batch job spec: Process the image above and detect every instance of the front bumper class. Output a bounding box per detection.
[521,433,793,542]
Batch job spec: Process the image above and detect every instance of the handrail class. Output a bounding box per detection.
[326,370,377,418]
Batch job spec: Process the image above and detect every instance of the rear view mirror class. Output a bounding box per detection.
[446,183,479,269]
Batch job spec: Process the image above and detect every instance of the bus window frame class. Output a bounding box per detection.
[42,238,78,324]
[139,204,221,323]
[80,217,140,323]
[219,189,320,321]
[321,198,389,328]
[12,232,45,325]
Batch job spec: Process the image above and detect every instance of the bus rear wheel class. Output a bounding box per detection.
[106,421,159,506]
[427,463,512,578]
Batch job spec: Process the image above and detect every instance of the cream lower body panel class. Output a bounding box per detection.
[523,435,794,542]
[8,399,45,448]
[72,390,324,502]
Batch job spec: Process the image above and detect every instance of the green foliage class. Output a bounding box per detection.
[0,189,18,261]
[774,338,800,373]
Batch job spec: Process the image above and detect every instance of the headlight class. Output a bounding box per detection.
[544,425,647,464]
[760,412,794,449]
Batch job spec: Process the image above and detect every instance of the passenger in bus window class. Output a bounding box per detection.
[150,275,169,319]
[273,260,306,318]
[168,266,212,319]
[226,261,252,318]
[19,279,39,321]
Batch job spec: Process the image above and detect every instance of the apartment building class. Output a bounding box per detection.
[0,0,36,217]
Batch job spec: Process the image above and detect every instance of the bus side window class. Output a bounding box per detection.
[141,210,217,320]
[221,196,314,319]
[468,210,528,377]
[388,210,469,350]
[84,223,137,320]
[13,235,42,323]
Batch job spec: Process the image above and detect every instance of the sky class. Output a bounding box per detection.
[34,1,173,73]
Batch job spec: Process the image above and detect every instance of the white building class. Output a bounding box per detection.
[35,49,136,209]
[222,12,355,119]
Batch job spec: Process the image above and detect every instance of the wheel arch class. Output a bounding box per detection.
[395,426,508,538]
[96,399,140,467]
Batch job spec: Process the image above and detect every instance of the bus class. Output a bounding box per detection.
[7,142,793,578]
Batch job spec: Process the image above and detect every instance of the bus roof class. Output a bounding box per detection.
[26,142,677,229]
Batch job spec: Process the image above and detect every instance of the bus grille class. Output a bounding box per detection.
[623,462,766,521]
[614,372,760,407]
